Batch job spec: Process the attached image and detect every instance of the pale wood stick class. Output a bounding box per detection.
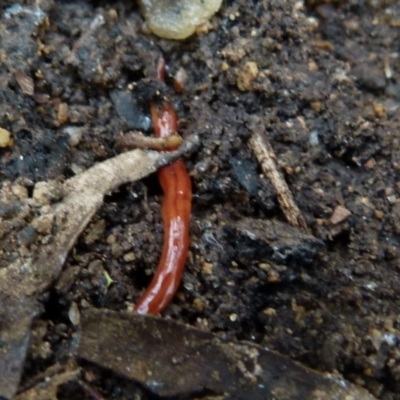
[249,130,309,232]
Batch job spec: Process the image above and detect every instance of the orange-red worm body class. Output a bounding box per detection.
[134,60,192,315]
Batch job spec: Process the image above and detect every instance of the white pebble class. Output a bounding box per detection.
[64,126,84,147]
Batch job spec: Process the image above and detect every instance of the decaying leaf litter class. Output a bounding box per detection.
[1,0,400,398]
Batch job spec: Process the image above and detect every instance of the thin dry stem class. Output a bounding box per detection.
[115,131,183,151]
[249,130,308,232]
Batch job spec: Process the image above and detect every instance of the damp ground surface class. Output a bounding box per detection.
[1,0,400,398]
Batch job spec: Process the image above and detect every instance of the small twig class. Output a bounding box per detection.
[115,131,183,151]
[249,130,309,232]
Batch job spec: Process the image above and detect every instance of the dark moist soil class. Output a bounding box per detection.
[1,0,400,398]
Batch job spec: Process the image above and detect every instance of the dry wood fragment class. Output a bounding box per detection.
[249,130,309,232]
[78,309,377,400]
[115,131,183,151]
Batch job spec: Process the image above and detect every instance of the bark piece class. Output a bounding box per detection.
[78,309,377,400]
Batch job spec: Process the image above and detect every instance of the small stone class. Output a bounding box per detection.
[54,323,68,334]
[173,67,188,93]
[111,242,123,258]
[193,298,204,312]
[31,213,54,234]
[369,328,383,351]
[387,195,397,204]
[374,103,385,118]
[36,341,52,359]
[33,93,50,104]
[221,61,229,71]
[64,126,84,147]
[267,270,279,282]
[70,163,85,175]
[360,197,374,209]
[222,40,247,63]
[237,61,259,91]
[107,9,118,20]
[81,299,90,308]
[106,234,116,244]
[203,262,213,275]
[353,64,386,92]
[33,181,63,206]
[364,158,376,169]
[330,205,351,224]
[68,302,80,326]
[313,40,334,52]
[17,226,37,246]
[123,252,136,262]
[308,61,318,72]
[195,20,213,36]
[84,219,106,245]
[385,187,395,196]
[310,101,321,112]
[184,282,194,291]
[258,262,271,272]
[309,130,319,146]
[0,128,11,147]
[15,69,34,95]
[263,307,277,317]
[11,184,28,199]
[57,102,69,125]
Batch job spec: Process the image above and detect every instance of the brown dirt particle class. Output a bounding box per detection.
[203,261,213,275]
[123,252,136,262]
[0,128,12,147]
[33,181,63,206]
[364,158,376,169]
[31,213,54,235]
[15,70,34,96]
[173,67,188,93]
[330,205,351,224]
[57,103,69,125]
[374,103,386,119]
[193,298,204,312]
[237,62,259,91]
[263,308,277,317]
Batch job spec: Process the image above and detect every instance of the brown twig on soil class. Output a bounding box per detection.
[115,131,183,151]
[249,130,309,232]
